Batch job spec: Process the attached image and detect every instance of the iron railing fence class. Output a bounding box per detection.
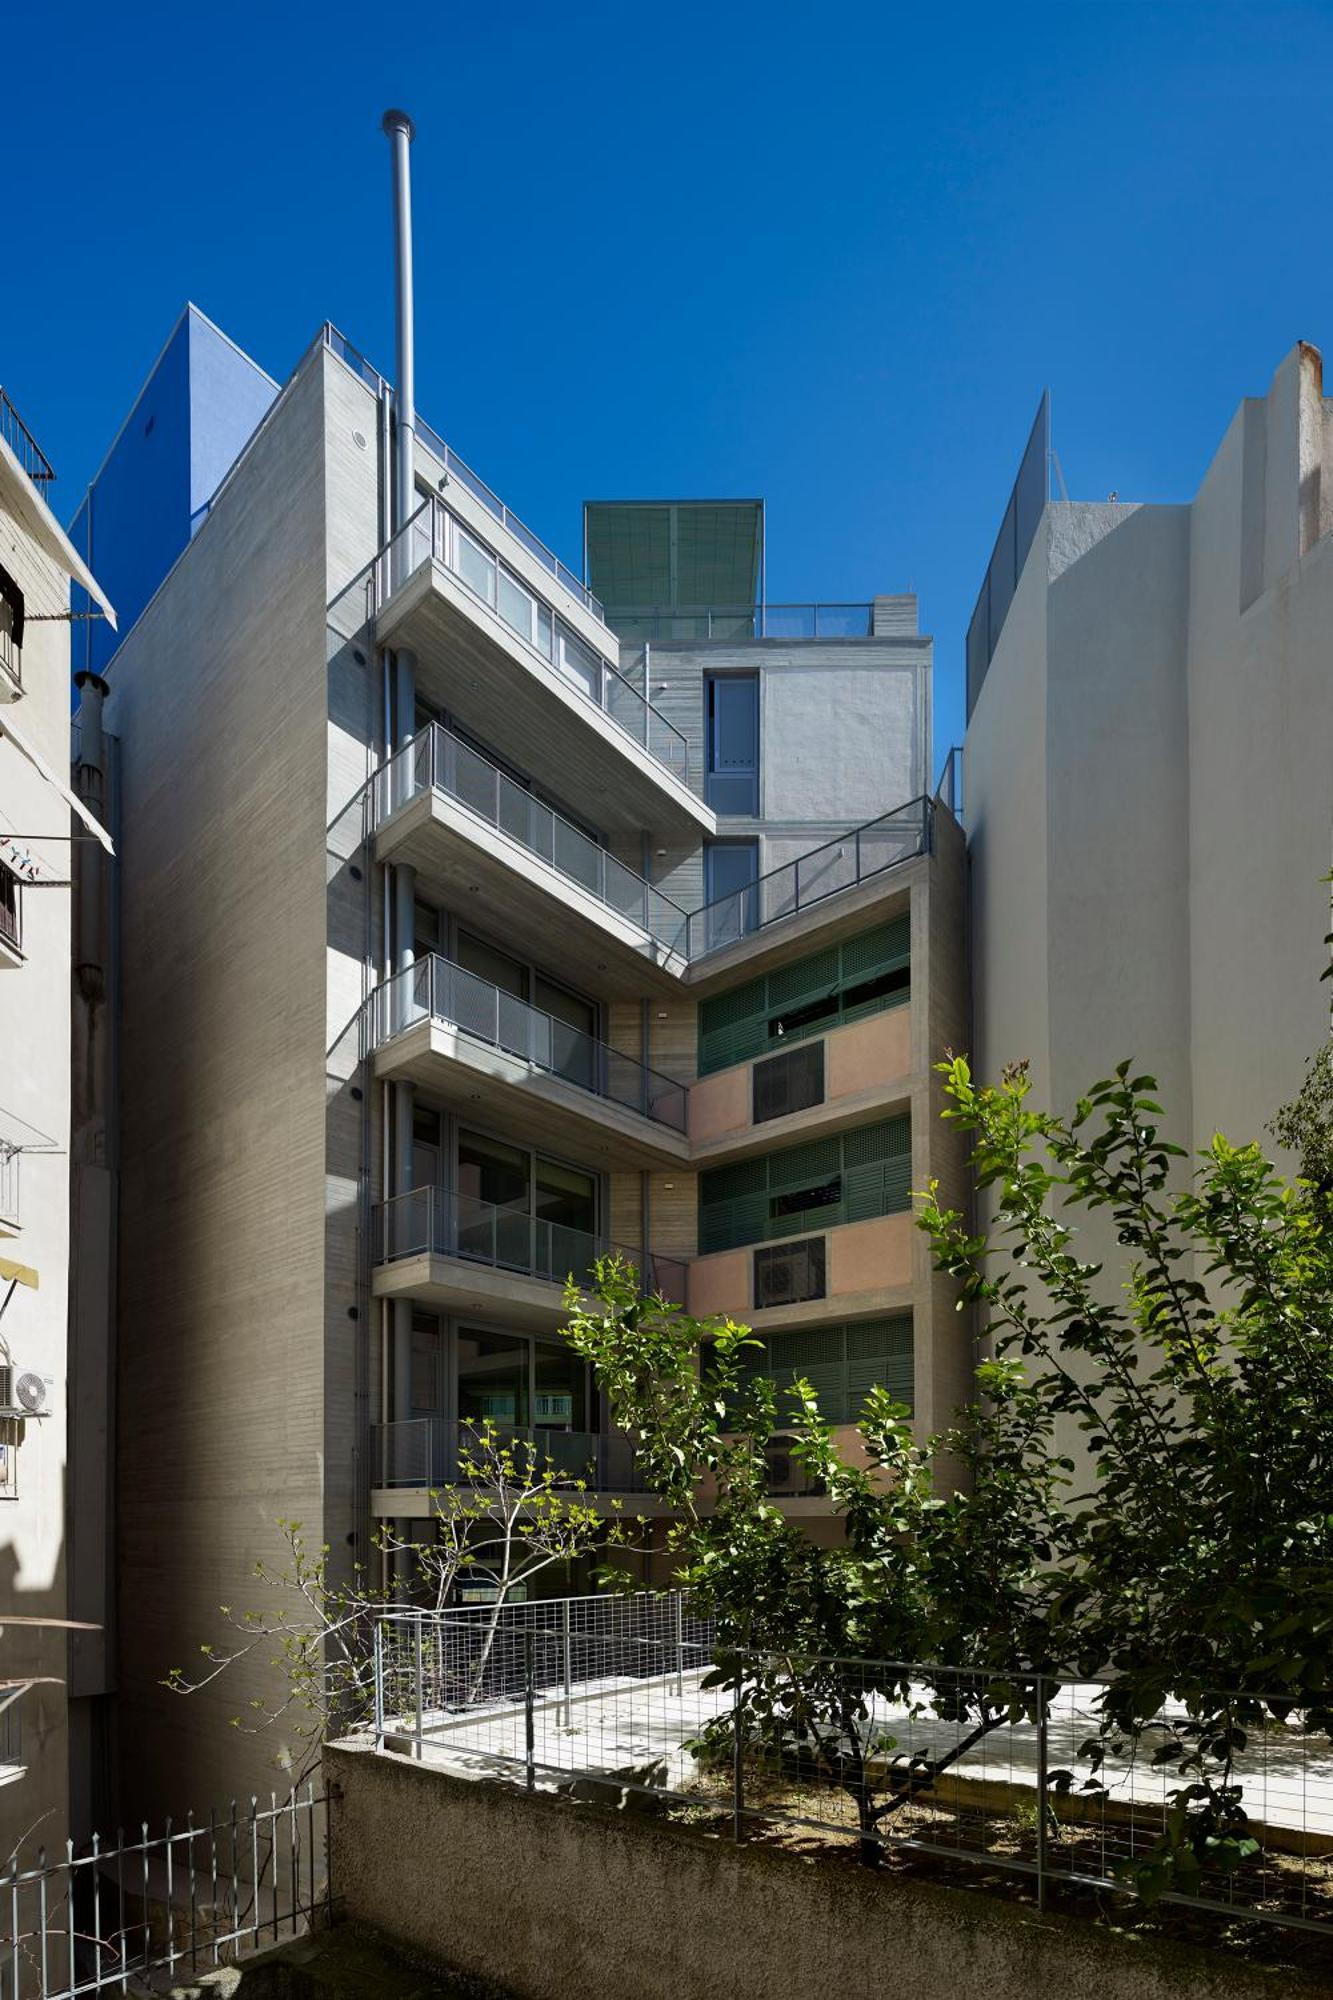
[374,1185,687,1302]
[374,723,691,957]
[4,1783,328,1998]
[612,603,874,642]
[367,1591,1333,1940]
[0,391,55,488]
[367,953,688,1133]
[372,1416,651,1494]
[683,796,933,958]
[375,501,689,788]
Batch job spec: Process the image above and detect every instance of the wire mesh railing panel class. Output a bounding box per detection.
[4,1785,328,1999]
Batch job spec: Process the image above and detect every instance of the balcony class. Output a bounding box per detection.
[369,954,691,1170]
[375,500,712,839]
[372,1186,686,1332]
[611,602,875,643]
[373,725,689,995]
[370,1417,653,1508]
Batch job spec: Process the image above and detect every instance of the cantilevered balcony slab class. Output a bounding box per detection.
[373,728,689,998]
[369,957,691,1173]
[376,503,713,841]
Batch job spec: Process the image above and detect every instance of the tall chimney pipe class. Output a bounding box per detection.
[382,109,417,559]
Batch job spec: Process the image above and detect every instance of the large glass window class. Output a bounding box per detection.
[410,1311,443,1414]
[704,841,759,948]
[705,674,759,814]
[457,928,529,1001]
[457,1130,529,1210]
[457,1330,529,1426]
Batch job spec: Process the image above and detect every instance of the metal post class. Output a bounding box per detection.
[732,1688,745,1843]
[1035,1675,1048,1912]
[382,109,417,563]
[562,1600,573,1728]
[414,1612,424,1762]
[674,1591,684,1699]
[373,1623,385,1750]
[524,1633,536,1793]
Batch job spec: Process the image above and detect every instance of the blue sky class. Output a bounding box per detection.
[11,0,1333,763]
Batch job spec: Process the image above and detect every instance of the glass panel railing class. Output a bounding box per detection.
[607,604,875,643]
[374,1186,687,1301]
[373,1417,649,1493]
[369,954,688,1133]
[377,501,690,789]
[683,796,934,961]
[374,723,691,958]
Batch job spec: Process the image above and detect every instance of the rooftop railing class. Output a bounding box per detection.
[0,389,55,486]
[612,603,875,642]
[375,1185,687,1302]
[320,325,605,623]
[377,499,691,789]
[375,722,690,957]
[373,1416,650,1493]
[369,952,689,1133]
[684,794,933,958]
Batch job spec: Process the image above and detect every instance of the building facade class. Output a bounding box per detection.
[966,342,1333,1162]
[83,319,967,1827]
[0,391,114,1860]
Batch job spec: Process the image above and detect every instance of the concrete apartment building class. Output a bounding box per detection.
[966,344,1333,1161]
[0,390,114,1859]
[80,230,966,1820]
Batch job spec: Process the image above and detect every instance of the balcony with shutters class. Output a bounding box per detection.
[368,954,692,1172]
[375,498,713,842]
[372,1185,688,1332]
[372,723,690,997]
[687,1119,916,1329]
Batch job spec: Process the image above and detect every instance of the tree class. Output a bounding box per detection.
[568,1056,1333,1894]
[167,1422,617,1784]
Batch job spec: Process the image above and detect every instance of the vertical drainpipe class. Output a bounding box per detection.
[384,109,419,1447]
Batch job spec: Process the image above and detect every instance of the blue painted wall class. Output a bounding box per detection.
[70,306,276,675]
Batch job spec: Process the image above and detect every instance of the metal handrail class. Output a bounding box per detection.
[369,952,689,1132]
[375,1185,687,1300]
[0,389,55,485]
[372,1416,650,1492]
[375,722,691,956]
[685,794,934,959]
[377,498,691,788]
[611,602,874,641]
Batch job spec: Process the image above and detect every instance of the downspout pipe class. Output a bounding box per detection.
[382,108,417,570]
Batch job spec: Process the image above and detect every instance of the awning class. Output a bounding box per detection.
[0,710,113,854]
[0,434,115,628]
[0,1256,38,1291]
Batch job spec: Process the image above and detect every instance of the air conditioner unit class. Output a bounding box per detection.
[0,1368,50,1416]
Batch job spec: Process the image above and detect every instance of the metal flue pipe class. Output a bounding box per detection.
[382,108,417,554]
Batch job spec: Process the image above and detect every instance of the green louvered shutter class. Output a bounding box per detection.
[698,1157,768,1253]
[765,1135,842,1238]
[842,1117,912,1220]
[698,975,767,1077]
[766,1327,847,1422]
[846,1316,914,1414]
[840,916,911,1021]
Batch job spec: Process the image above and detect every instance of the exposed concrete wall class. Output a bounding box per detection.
[106,344,332,1826]
[326,1743,1328,2000]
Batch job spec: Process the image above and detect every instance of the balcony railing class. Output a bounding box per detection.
[685,794,933,958]
[613,603,875,642]
[0,389,55,487]
[369,953,689,1133]
[375,723,691,958]
[0,1148,17,1230]
[376,1186,687,1302]
[373,1416,649,1493]
[377,498,690,789]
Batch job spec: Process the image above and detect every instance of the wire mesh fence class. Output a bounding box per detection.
[4,1783,329,1998]
[369,1593,1333,1939]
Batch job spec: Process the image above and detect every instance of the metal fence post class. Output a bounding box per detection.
[1035,1675,1048,1913]
[562,1600,573,1728]
[674,1591,684,1699]
[373,1622,385,1751]
[414,1612,424,1763]
[525,1632,536,1793]
[732,1684,745,1844]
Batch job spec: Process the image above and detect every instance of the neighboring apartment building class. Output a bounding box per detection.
[84,314,967,1827]
[966,344,1333,1161]
[0,389,114,1860]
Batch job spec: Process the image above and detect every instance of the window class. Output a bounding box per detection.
[705,674,759,814]
[0,865,19,955]
[704,840,759,948]
[753,1044,824,1124]
[0,565,24,687]
[697,917,910,1076]
[698,1117,911,1253]
[736,1317,914,1423]
[754,1238,826,1309]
